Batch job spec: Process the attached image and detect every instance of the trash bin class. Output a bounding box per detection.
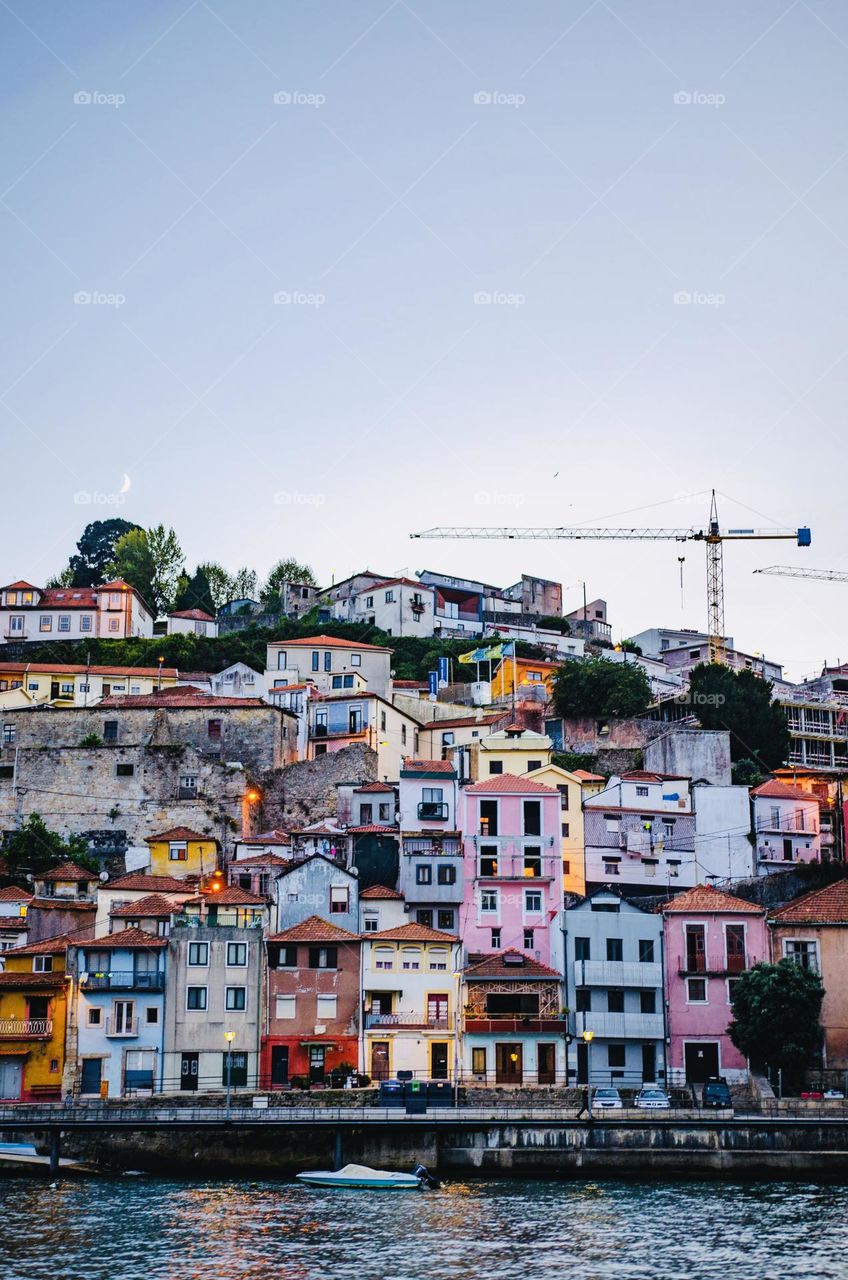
[405,1080,427,1115]
[100,1080,109,1102]
[427,1080,453,1108]
[379,1080,404,1108]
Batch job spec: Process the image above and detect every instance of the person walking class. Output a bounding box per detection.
[576,1086,590,1119]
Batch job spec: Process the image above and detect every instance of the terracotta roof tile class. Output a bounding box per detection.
[464,948,561,979]
[417,715,501,732]
[268,915,360,944]
[40,861,95,883]
[354,782,397,793]
[366,922,458,942]
[83,927,168,949]
[0,663,179,678]
[573,769,606,782]
[0,919,28,931]
[198,886,267,905]
[144,827,217,844]
[3,934,71,956]
[229,853,291,868]
[107,873,198,893]
[752,779,816,802]
[28,898,96,911]
[771,880,848,924]
[0,885,33,902]
[661,885,764,915]
[268,634,392,652]
[169,609,216,621]
[238,830,291,846]
[347,824,398,835]
[110,894,179,918]
[99,690,275,710]
[0,972,67,989]
[359,884,404,900]
[465,775,558,795]
[401,758,456,774]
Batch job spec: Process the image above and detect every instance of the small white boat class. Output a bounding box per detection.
[296,1162,428,1190]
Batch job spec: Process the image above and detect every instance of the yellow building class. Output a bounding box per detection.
[0,936,69,1101]
[525,762,587,896]
[478,724,553,778]
[145,827,220,879]
[490,656,560,701]
[0,662,179,709]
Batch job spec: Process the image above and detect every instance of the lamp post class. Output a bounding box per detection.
[582,1029,594,1119]
[224,1031,235,1120]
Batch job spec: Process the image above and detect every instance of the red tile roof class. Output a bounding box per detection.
[197,886,267,905]
[229,853,291,868]
[359,884,404,900]
[752,779,816,802]
[354,782,397,793]
[0,972,67,990]
[621,770,688,782]
[99,690,272,710]
[366,922,458,942]
[1,580,38,591]
[40,861,95,883]
[418,715,501,731]
[661,885,764,915]
[0,919,28,931]
[107,873,198,894]
[268,915,360,944]
[238,830,291,846]
[771,880,848,924]
[464,949,561,979]
[37,588,99,608]
[144,827,216,844]
[465,774,558,795]
[84,927,168,949]
[0,663,179,678]
[573,769,606,782]
[0,885,33,902]
[110,894,179,919]
[28,898,96,911]
[347,824,398,835]
[3,934,71,956]
[169,609,216,622]
[268,634,392,652]
[401,758,456,774]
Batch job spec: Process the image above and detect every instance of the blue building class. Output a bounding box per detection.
[72,928,167,1098]
[275,855,359,934]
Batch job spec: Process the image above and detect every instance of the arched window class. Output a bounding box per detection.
[401,947,421,971]
[428,948,448,971]
[374,947,394,971]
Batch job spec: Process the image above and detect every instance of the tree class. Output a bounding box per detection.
[46,565,74,588]
[173,566,216,617]
[110,528,156,608]
[198,562,233,610]
[534,615,571,636]
[260,558,317,610]
[729,959,824,1087]
[146,524,185,615]
[69,519,141,587]
[229,566,258,602]
[688,664,790,772]
[3,814,97,882]
[551,656,653,720]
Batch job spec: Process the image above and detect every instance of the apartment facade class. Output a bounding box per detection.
[265,635,393,699]
[0,936,69,1101]
[0,662,180,709]
[750,779,822,871]
[0,579,154,643]
[397,759,463,936]
[462,949,565,1086]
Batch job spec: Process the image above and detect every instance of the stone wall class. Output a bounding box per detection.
[261,744,378,829]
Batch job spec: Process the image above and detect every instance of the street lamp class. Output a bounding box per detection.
[582,1029,594,1120]
[224,1031,235,1120]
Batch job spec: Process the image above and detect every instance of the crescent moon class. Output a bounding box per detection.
[118,473,131,495]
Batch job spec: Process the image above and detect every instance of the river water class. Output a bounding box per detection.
[2,1175,847,1280]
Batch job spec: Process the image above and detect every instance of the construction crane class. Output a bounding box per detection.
[412,491,811,665]
[755,566,848,583]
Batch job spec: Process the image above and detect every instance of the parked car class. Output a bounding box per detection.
[592,1088,623,1110]
[635,1085,671,1109]
[824,1090,845,1100]
[702,1077,732,1109]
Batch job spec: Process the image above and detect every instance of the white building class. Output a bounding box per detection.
[349,577,436,637]
[750,779,822,872]
[167,609,218,637]
[210,663,266,699]
[265,634,393,699]
[0,579,154,643]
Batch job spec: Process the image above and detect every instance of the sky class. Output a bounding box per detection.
[2,1,847,681]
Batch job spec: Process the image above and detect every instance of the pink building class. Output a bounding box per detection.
[662,885,768,1088]
[460,775,563,968]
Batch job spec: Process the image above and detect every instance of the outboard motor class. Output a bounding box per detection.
[412,1162,440,1190]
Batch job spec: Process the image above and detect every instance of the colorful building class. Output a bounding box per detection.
[461,949,565,1086]
[263,916,361,1088]
[0,662,179,709]
[0,577,154,645]
[490,657,560,701]
[663,885,768,1086]
[751,778,822,871]
[769,880,848,1070]
[26,861,98,944]
[397,758,463,935]
[477,724,554,779]
[0,884,31,952]
[145,826,220,879]
[0,935,70,1101]
[525,761,586,895]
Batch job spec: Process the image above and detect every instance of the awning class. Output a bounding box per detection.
[0,1047,30,1056]
[298,1041,339,1048]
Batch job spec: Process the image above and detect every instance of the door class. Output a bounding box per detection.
[538,1043,556,1085]
[685,925,706,971]
[180,1052,199,1091]
[102,683,111,697]
[113,1000,134,1035]
[0,1056,23,1099]
[134,951,158,989]
[642,1043,656,1083]
[576,1041,589,1085]
[783,838,794,861]
[309,1046,326,1085]
[685,1042,719,1084]
[427,994,448,1028]
[50,681,60,700]
[495,1043,523,1085]
[80,1058,103,1095]
[430,1042,449,1080]
[270,1045,289,1087]
[370,1041,390,1080]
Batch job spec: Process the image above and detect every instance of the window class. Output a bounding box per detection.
[437,864,456,885]
[378,803,390,822]
[563,859,570,875]
[385,590,394,603]
[636,785,649,797]
[687,977,708,1003]
[225,986,246,1011]
[523,847,542,878]
[87,1007,102,1026]
[607,988,625,1013]
[480,889,498,914]
[575,936,591,961]
[725,923,746,972]
[324,651,332,672]
[179,774,198,797]
[116,763,134,778]
[145,1006,159,1025]
[207,719,222,740]
[783,940,819,973]
[415,863,432,885]
[527,760,541,771]
[275,995,296,1019]
[380,711,387,732]
[169,842,188,862]
[108,618,120,633]
[374,947,393,970]
[9,616,24,634]
[524,889,542,914]
[401,724,407,745]
[523,800,541,836]
[479,800,498,837]
[472,1047,487,1077]
[39,615,52,632]
[33,955,54,973]
[317,995,337,1021]
[604,815,620,832]
[605,862,620,881]
[2,723,14,746]
[363,915,379,933]
[222,1051,247,1088]
[188,942,209,967]
[606,938,623,962]
[727,977,741,1005]
[360,803,373,823]
[416,909,433,927]
[28,681,39,692]
[308,946,338,969]
[351,654,361,666]
[608,1044,626,1069]
[186,986,208,1010]
[491,927,501,948]
[638,939,655,963]
[227,943,247,967]
[523,929,534,950]
[438,910,454,930]
[311,651,320,671]
[330,886,349,914]
[488,760,503,775]
[562,823,570,838]
[422,787,444,805]
[639,990,656,1014]
[401,948,421,970]
[576,988,591,1012]
[103,720,118,742]
[479,846,498,877]
[80,615,92,632]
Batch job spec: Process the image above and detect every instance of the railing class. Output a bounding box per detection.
[464,1016,566,1033]
[0,1018,52,1038]
[574,960,663,988]
[365,1013,453,1030]
[403,839,461,856]
[575,1011,665,1039]
[417,802,449,821]
[80,972,165,991]
[677,954,751,976]
[105,1017,138,1038]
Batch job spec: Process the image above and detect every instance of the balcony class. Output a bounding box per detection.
[364,1012,453,1031]
[417,802,449,822]
[574,959,662,989]
[80,971,165,992]
[0,1018,52,1039]
[464,1015,566,1034]
[678,953,750,976]
[576,1011,665,1039]
[403,837,461,856]
[105,1017,138,1038]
